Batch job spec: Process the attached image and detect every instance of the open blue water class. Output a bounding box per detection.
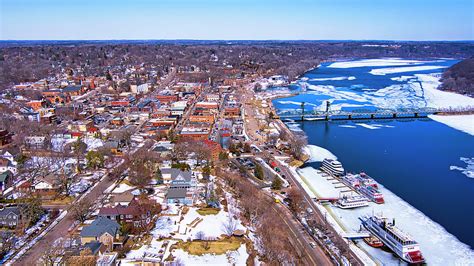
[272,59,474,250]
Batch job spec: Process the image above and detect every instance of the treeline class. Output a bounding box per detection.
[440,57,474,97]
[1,41,473,91]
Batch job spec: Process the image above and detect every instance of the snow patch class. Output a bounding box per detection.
[305,145,337,162]
[172,244,249,265]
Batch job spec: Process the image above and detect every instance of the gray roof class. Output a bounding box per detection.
[0,170,13,182]
[84,241,103,255]
[63,86,82,92]
[161,169,192,182]
[166,187,187,199]
[80,216,120,238]
[0,206,20,218]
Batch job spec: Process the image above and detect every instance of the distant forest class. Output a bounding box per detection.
[0,41,473,92]
[440,57,474,97]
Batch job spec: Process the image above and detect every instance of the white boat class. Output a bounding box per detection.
[321,158,345,176]
[336,195,369,209]
[359,214,425,264]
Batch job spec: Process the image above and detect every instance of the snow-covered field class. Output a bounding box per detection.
[125,202,247,265]
[172,244,249,265]
[298,166,474,265]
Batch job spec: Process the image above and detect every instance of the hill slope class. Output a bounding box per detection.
[440,57,474,97]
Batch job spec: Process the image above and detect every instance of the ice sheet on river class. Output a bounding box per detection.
[310,76,356,81]
[304,73,474,111]
[429,114,474,136]
[369,65,448,75]
[328,59,432,68]
[299,166,474,265]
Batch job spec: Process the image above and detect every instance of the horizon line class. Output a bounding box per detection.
[1,39,473,43]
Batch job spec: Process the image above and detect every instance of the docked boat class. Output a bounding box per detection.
[321,158,345,176]
[341,173,385,204]
[356,172,378,188]
[336,195,369,209]
[364,235,384,248]
[359,214,425,264]
[341,173,361,187]
[358,184,385,204]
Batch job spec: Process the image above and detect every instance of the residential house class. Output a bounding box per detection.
[24,136,47,150]
[103,141,122,155]
[0,158,16,175]
[161,168,194,185]
[0,206,21,228]
[0,170,13,194]
[152,141,174,158]
[32,174,62,199]
[166,187,194,205]
[164,169,197,206]
[0,130,13,147]
[98,198,155,228]
[80,217,123,251]
[109,191,135,206]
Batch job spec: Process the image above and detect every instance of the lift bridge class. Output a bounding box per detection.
[278,101,439,122]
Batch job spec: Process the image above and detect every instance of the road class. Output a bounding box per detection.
[270,202,334,265]
[240,84,364,265]
[14,70,179,264]
[12,170,117,265]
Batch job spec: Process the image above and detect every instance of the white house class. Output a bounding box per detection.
[0,152,17,174]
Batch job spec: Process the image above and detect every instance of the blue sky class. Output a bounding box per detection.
[1,0,472,40]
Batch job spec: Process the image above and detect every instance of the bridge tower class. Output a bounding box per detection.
[325,101,331,120]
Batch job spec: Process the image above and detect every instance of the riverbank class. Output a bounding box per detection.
[269,57,474,264]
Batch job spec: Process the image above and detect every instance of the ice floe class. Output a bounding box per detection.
[369,65,447,75]
[391,75,416,82]
[328,58,429,69]
[450,157,474,178]
[310,76,356,81]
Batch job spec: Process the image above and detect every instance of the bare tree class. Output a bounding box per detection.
[70,199,92,223]
[222,215,239,236]
[40,238,66,266]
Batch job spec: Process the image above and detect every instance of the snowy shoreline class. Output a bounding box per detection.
[297,166,474,265]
